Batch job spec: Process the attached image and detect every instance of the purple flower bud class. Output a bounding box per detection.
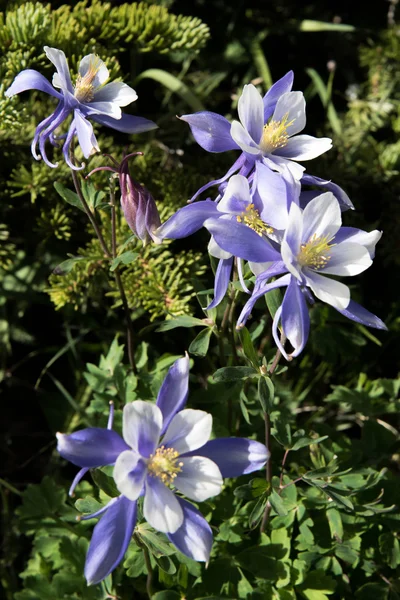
[119,156,161,245]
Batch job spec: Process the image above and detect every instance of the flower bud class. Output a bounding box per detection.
[119,157,161,245]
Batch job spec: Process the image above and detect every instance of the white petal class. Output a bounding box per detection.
[217,174,251,214]
[264,154,305,180]
[306,270,350,310]
[249,260,272,275]
[281,240,302,280]
[278,134,332,160]
[52,73,62,89]
[113,450,147,501]
[302,192,341,242]
[237,84,264,143]
[93,81,138,106]
[74,111,99,158]
[44,46,73,93]
[123,401,162,458]
[230,120,261,155]
[322,242,372,276]
[334,228,382,258]
[79,54,109,88]
[208,236,232,260]
[272,91,306,136]
[162,409,212,454]
[282,202,303,261]
[144,477,183,533]
[86,101,121,119]
[174,456,223,502]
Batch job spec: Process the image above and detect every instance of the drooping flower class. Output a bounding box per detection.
[88,152,161,244]
[57,355,269,584]
[5,46,157,169]
[226,193,386,359]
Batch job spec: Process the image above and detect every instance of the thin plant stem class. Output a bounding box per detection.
[109,178,137,373]
[260,333,287,533]
[134,534,153,598]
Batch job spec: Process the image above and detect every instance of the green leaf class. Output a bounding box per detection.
[136,68,204,112]
[249,495,268,529]
[54,182,85,212]
[213,366,257,382]
[265,287,283,319]
[109,251,139,271]
[269,490,288,516]
[239,326,259,368]
[355,583,389,600]
[81,179,106,210]
[52,256,87,275]
[326,507,343,541]
[138,526,176,557]
[75,497,103,515]
[152,554,177,574]
[90,467,120,497]
[156,316,206,331]
[152,593,181,600]
[299,19,355,32]
[379,533,400,568]
[258,376,274,413]
[236,546,287,580]
[291,435,328,451]
[189,327,213,356]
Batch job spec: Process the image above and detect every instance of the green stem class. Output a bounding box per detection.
[134,534,153,598]
[0,478,22,496]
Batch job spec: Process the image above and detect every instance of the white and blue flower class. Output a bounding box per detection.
[6,46,157,169]
[57,355,269,584]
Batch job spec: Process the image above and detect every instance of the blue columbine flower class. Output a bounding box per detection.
[56,355,269,584]
[5,46,157,169]
[156,165,291,307]
[233,193,386,358]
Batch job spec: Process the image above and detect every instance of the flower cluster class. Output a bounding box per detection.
[57,355,268,585]
[157,73,386,359]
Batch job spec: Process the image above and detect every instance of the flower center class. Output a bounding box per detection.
[298,234,333,269]
[147,446,183,485]
[74,55,105,103]
[259,113,294,154]
[236,203,273,236]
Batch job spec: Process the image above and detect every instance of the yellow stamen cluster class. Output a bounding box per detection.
[298,234,333,269]
[74,55,105,103]
[147,446,183,485]
[259,113,294,154]
[236,203,273,237]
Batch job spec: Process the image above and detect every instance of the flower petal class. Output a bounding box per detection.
[163,409,212,454]
[253,162,291,230]
[179,112,239,152]
[74,110,99,158]
[336,300,388,330]
[91,112,158,133]
[5,69,61,99]
[281,278,310,356]
[79,54,109,88]
[237,84,264,143]
[301,174,354,211]
[123,401,162,458]
[157,201,218,239]
[167,498,212,562]
[305,270,350,310]
[93,81,137,106]
[84,101,121,119]
[207,256,234,310]
[208,236,232,260]
[217,174,251,214]
[174,456,222,501]
[114,450,148,501]
[205,218,281,263]
[332,228,382,258]
[272,91,306,137]
[144,477,183,533]
[236,273,291,328]
[322,242,372,276]
[278,134,332,161]
[156,355,190,435]
[302,192,341,242]
[230,120,261,156]
[84,495,137,585]
[265,153,306,180]
[56,428,129,467]
[44,46,73,93]
[190,438,269,477]
[190,153,249,202]
[263,71,294,121]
